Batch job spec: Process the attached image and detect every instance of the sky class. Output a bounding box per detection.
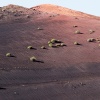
[0,0,100,16]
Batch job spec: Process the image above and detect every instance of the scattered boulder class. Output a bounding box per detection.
[74,42,80,45]
[73,25,78,27]
[27,46,33,49]
[87,38,95,42]
[6,53,12,57]
[60,43,66,46]
[49,43,53,47]
[89,29,95,34]
[37,27,43,30]
[30,56,37,62]
[74,30,81,34]
[26,15,30,18]
[41,46,46,49]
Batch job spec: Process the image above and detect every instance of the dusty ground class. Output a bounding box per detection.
[0,4,100,100]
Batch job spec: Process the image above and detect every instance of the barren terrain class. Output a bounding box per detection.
[0,4,100,100]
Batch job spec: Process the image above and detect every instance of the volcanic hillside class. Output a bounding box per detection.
[0,4,100,100]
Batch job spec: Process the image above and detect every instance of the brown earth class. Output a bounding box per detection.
[0,4,100,100]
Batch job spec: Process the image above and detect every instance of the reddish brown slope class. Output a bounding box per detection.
[0,4,100,100]
[32,4,100,19]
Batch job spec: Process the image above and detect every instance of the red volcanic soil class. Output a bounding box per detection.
[0,4,100,100]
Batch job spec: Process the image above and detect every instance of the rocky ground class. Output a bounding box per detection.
[0,4,100,100]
